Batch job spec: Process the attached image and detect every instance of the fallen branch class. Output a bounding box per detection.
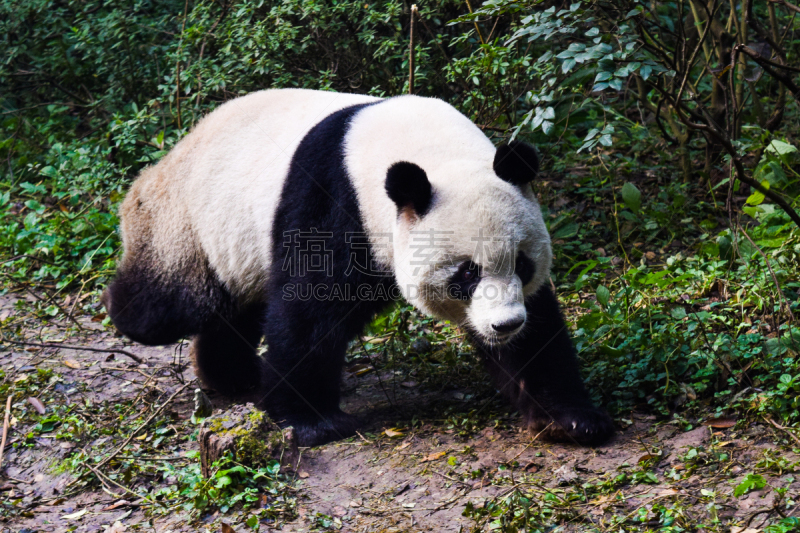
[0,396,12,472]
[765,417,800,447]
[1,338,143,364]
[96,381,193,469]
[81,461,146,502]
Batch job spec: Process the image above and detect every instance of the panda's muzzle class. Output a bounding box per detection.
[491,318,525,335]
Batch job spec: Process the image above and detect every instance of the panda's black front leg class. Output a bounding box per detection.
[258,296,362,447]
[474,286,614,446]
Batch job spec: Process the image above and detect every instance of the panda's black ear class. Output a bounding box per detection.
[385,162,432,217]
[494,141,539,185]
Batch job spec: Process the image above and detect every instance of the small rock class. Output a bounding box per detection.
[554,463,579,486]
[410,338,432,354]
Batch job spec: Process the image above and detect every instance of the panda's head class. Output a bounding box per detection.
[386,141,552,345]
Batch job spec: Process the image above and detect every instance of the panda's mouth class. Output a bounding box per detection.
[477,323,525,345]
[490,329,522,344]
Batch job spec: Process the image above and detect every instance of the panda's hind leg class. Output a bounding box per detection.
[190,304,265,397]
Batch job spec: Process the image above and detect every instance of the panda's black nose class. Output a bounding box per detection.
[492,319,524,333]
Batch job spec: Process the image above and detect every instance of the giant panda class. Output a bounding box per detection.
[102,89,614,447]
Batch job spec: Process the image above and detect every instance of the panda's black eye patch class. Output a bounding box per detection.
[515,252,535,286]
[448,261,482,300]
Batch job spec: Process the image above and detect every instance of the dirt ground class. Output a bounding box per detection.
[1,293,798,532]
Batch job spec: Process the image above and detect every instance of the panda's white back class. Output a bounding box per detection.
[131,89,379,300]
[123,89,505,303]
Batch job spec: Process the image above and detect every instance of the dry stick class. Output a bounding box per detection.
[408,4,418,95]
[81,461,145,502]
[464,0,484,44]
[1,338,144,364]
[96,381,193,469]
[175,0,190,130]
[675,0,715,104]
[769,0,800,14]
[737,223,796,323]
[0,395,12,472]
[764,417,800,447]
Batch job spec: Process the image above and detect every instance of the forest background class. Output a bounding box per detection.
[1,0,800,530]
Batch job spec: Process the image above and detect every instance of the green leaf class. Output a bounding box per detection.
[734,474,766,497]
[39,166,58,178]
[25,200,45,214]
[742,205,762,218]
[596,285,610,306]
[586,27,599,36]
[246,515,259,529]
[595,71,612,82]
[745,180,770,206]
[766,139,797,155]
[562,58,577,73]
[621,182,641,212]
[670,307,687,319]
[552,222,579,239]
[599,134,613,146]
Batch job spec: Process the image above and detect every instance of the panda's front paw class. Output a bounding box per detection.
[527,405,615,446]
[286,410,359,447]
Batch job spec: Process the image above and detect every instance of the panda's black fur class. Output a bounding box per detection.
[104,92,614,447]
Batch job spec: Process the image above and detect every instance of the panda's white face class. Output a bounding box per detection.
[391,165,552,345]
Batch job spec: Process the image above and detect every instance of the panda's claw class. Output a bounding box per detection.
[527,405,615,446]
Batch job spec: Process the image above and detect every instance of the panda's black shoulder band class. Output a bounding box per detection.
[493,141,539,186]
[385,161,432,217]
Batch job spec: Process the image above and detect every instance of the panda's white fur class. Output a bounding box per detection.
[120,88,550,343]
[344,96,552,340]
[120,90,378,303]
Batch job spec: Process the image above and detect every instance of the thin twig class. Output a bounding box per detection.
[409,4,418,94]
[1,338,144,364]
[768,0,800,15]
[765,417,800,447]
[96,381,193,469]
[81,461,146,502]
[0,396,12,472]
[736,44,800,101]
[464,0,485,44]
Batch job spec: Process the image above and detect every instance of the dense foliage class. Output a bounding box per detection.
[1,0,799,429]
